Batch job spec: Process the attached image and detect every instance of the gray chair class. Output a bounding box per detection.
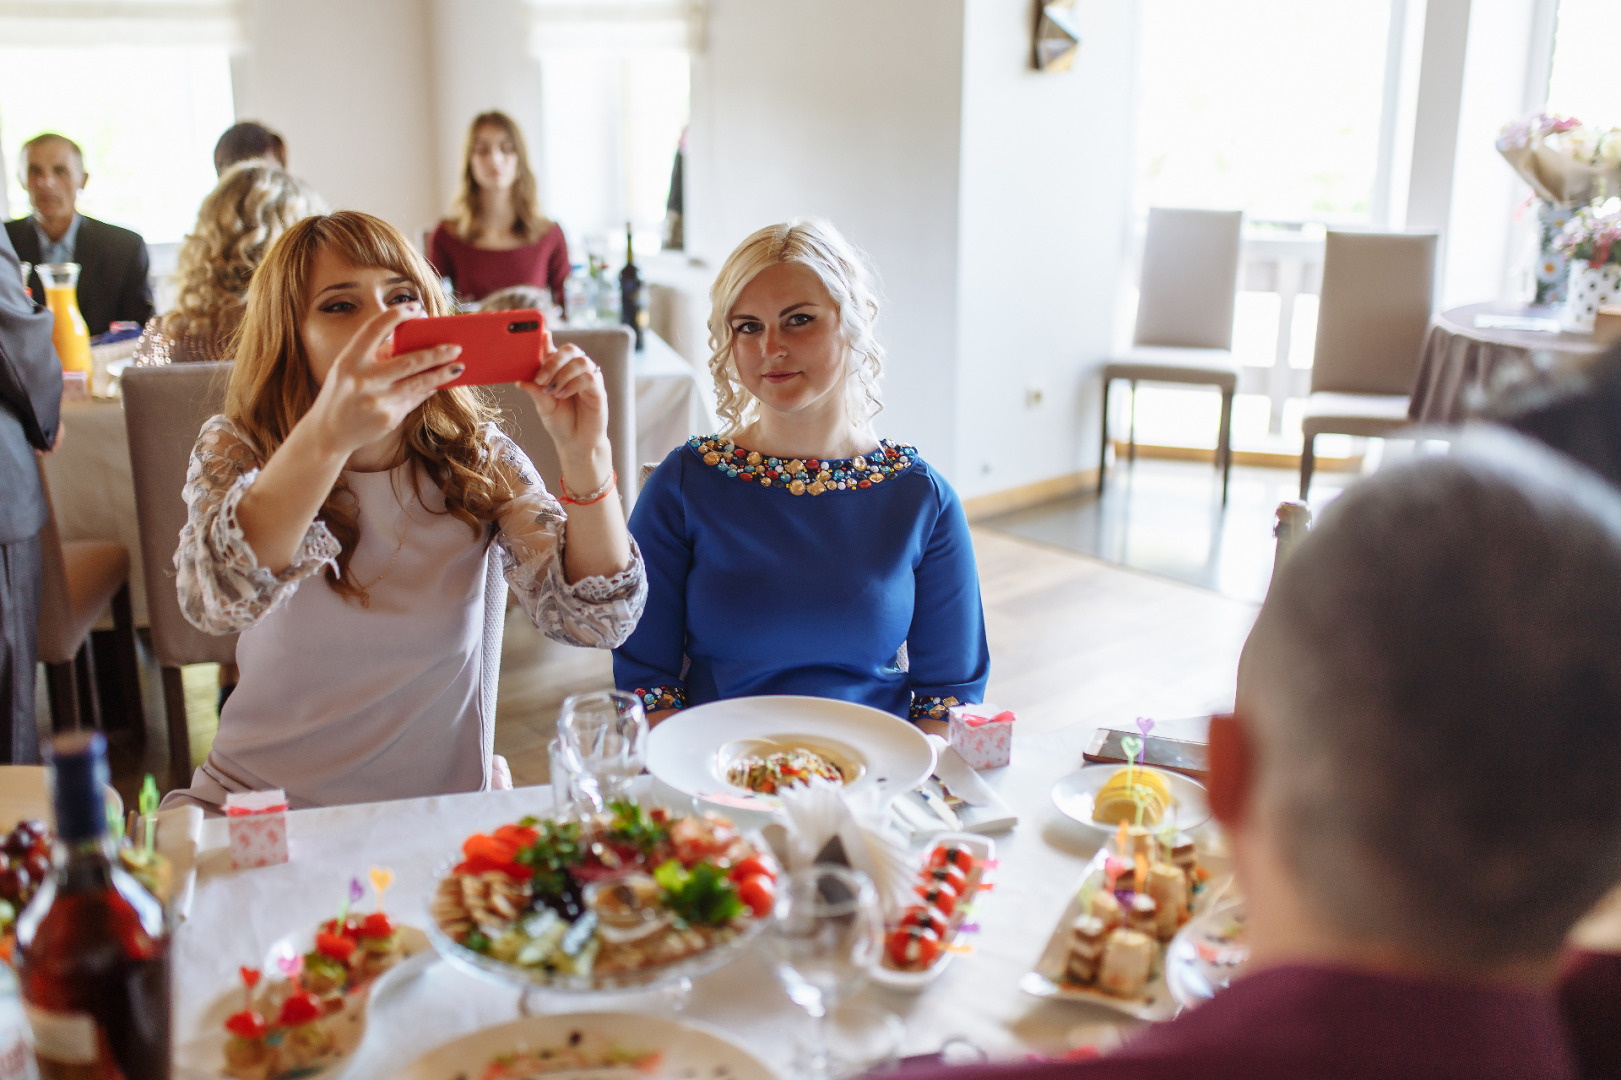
[122,362,237,790]
[34,461,143,740]
[1299,231,1438,499]
[485,325,638,516]
[1101,208,1245,504]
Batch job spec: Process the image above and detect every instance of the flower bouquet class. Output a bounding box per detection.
[1498,113,1621,303]
[1554,201,1621,331]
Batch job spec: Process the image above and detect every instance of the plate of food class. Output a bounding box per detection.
[176,895,431,1079]
[1020,829,1227,1020]
[396,1010,776,1080]
[1050,764,1210,837]
[647,696,936,809]
[427,802,778,993]
[1165,896,1248,1009]
[872,835,994,991]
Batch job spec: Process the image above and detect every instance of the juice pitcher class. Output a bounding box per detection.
[36,262,93,375]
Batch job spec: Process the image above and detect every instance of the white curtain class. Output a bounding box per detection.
[525,0,703,53]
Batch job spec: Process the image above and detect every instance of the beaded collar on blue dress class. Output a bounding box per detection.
[686,435,918,495]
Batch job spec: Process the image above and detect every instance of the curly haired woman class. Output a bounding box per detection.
[612,219,988,731]
[132,162,321,366]
[166,210,643,810]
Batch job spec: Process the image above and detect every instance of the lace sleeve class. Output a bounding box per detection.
[488,429,647,648]
[173,415,341,635]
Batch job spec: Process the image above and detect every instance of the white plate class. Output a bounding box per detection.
[397,1010,777,1080]
[647,696,936,810]
[870,833,994,991]
[174,924,432,1079]
[1165,896,1248,1009]
[1050,765,1210,836]
[1020,845,1230,1021]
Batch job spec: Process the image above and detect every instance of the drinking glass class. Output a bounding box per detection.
[768,865,889,1078]
[556,690,647,810]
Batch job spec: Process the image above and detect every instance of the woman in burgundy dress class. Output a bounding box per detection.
[427,111,570,313]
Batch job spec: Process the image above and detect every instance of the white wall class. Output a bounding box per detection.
[686,0,968,471]
[231,0,442,237]
[954,0,1135,499]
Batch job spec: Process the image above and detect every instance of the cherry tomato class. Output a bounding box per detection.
[277,991,323,1027]
[360,913,395,939]
[886,925,941,970]
[928,844,976,874]
[315,931,357,962]
[463,833,521,865]
[916,882,958,917]
[320,916,361,939]
[729,855,776,882]
[897,905,948,938]
[922,863,967,896]
[224,1009,268,1040]
[736,874,776,918]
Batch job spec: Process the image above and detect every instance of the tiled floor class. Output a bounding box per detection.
[980,457,1356,604]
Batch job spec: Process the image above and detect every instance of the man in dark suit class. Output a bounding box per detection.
[5,133,153,338]
[909,436,1621,1080]
[0,225,62,764]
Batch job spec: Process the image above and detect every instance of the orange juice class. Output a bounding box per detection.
[43,284,92,375]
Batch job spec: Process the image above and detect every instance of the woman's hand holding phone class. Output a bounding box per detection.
[520,331,612,486]
[307,305,465,461]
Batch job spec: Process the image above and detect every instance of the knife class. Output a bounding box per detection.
[916,782,962,830]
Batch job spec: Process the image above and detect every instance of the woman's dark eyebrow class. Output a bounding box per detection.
[315,275,412,298]
[779,302,812,316]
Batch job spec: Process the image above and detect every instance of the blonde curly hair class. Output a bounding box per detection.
[161,162,322,341]
[706,219,885,433]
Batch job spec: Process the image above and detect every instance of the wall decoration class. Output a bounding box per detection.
[1034,0,1081,72]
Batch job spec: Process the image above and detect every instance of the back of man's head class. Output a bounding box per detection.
[1243,435,1621,970]
[214,121,286,175]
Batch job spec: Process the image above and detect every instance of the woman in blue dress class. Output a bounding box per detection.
[613,219,989,728]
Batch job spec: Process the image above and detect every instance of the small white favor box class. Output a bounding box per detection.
[225,788,289,869]
[947,704,1015,770]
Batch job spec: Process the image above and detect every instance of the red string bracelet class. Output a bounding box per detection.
[558,469,617,506]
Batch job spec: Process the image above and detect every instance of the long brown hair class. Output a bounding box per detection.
[449,111,549,245]
[225,211,510,601]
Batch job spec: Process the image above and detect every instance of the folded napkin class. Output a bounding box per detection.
[153,805,204,921]
[893,736,1018,839]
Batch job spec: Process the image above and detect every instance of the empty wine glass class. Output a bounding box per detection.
[557,690,647,811]
[768,865,890,1078]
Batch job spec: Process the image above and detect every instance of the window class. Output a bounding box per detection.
[1546,0,1621,124]
[0,43,235,244]
[1134,0,1394,224]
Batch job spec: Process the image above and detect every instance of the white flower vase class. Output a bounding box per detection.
[1562,263,1621,333]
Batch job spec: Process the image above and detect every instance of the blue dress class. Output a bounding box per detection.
[613,435,990,722]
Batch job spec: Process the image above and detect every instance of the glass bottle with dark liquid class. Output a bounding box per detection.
[619,221,644,350]
[18,733,169,1078]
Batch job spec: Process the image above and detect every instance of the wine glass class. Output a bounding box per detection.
[768,865,890,1078]
[557,690,647,811]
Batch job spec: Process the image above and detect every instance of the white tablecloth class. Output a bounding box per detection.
[39,332,717,627]
[175,722,1178,1075]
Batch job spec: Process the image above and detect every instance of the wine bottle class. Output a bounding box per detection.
[619,222,644,350]
[18,733,169,1079]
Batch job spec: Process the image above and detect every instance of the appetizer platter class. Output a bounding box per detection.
[427,802,777,992]
[646,695,936,809]
[396,1011,775,1080]
[872,834,994,990]
[1020,820,1227,1021]
[177,871,431,1080]
[1050,764,1210,837]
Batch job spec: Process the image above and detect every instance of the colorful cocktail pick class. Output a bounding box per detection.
[369,867,394,913]
[139,774,159,857]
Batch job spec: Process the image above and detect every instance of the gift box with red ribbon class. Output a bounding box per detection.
[225,789,289,869]
[947,704,1015,769]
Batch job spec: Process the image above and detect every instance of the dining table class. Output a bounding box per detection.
[1408,301,1610,425]
[39,329,717,625]
[172,718,1210,1076]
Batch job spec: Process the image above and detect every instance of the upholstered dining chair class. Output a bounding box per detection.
[123,362,237,790]
[34,461,143,738]
[1101,207,1245,505]
[486,325,639,516]
[1299,231,1438,499]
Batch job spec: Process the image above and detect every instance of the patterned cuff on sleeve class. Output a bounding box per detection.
[909,695,961,722]
[633,685,687,712]
[211,467,341,584]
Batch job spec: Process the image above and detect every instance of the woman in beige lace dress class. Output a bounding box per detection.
[166,211,644,810]
[132,162,321,366]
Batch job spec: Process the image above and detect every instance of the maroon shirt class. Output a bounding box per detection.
[909,960,1621,1080]
[426,221,570,307]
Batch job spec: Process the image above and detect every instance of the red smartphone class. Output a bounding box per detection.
[391,309,546,387]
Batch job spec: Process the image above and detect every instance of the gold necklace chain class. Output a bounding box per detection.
[353,496,412,610]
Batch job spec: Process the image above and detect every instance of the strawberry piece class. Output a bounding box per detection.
[360,912,395,939]
[277,991,322,1027]
[224,1009,268,1040]
[315,931,357,962]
